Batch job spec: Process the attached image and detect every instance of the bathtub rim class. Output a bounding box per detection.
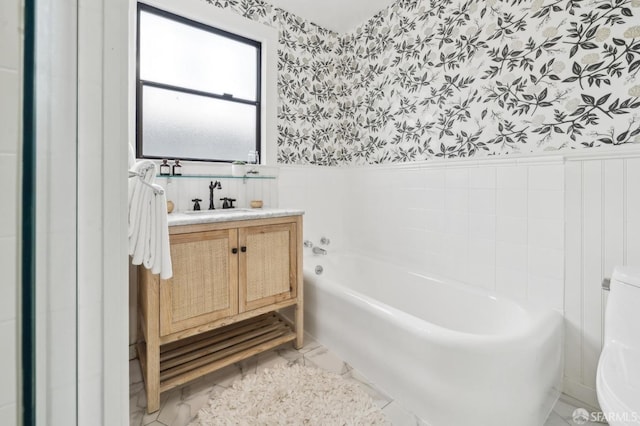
[303,251,563,344]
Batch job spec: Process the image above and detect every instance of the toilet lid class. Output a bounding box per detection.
[612,266,640,289]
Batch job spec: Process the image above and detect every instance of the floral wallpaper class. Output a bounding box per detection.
[204,0,640,165]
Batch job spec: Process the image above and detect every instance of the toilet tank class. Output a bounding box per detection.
[604,266,640,347]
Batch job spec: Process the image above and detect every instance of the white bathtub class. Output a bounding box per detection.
[304,252,563,426]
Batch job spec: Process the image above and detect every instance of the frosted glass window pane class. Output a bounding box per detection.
[140,10,258,101]
[142,86,257,161]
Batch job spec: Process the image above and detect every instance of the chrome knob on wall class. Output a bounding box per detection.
[303,240,314,248]
[320,237,330,245]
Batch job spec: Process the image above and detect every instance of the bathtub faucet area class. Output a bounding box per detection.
[304,237,331,255]
[312,246,327,255]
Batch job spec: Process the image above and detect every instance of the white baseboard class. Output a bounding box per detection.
[562,377,600,411]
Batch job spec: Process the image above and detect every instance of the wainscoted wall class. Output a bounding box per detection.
[564,155,640,407]
[277,159,566,314]
[342,158,566,312]
[204,0,640,165]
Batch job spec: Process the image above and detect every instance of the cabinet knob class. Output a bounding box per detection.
[231,248,238,254]
[241,246,247,253]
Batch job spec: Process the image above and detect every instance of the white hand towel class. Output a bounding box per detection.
[131,185,152,265]
[128,160,173,279]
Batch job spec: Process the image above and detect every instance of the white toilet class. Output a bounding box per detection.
[596,266,640,426]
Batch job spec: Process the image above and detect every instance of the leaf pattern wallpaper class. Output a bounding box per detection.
[204,0,640,165]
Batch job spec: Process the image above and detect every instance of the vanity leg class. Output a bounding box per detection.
[294,216,304,349]
[140,268,161,413]
[295,301,304,349]
[146,341,160,413]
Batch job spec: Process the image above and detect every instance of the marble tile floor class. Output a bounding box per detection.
[130,336,604,426]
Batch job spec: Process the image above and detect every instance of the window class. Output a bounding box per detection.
[136,3,261,162]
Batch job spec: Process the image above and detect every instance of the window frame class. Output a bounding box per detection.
[135,3,262,163]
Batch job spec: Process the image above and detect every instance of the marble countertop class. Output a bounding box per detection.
[167,208,304,227]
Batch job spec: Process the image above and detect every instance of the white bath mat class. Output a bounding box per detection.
[189,363,388,425]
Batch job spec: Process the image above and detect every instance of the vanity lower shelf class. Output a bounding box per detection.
[137,313,296,394]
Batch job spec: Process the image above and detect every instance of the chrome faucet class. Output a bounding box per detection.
[312,246,327,255]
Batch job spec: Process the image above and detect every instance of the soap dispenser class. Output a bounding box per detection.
[172,159,182,176]
[159,159,171,176]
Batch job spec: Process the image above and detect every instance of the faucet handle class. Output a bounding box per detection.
[192,198,202,210]
[303,240,314,248]
[220,197,236,209]
[320,237,330,245]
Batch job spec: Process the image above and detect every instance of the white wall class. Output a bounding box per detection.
[276,150,640,409]
[77,0,106,421]
[34,0,79,424]
[0,0,22,423]
[77,0,130,424]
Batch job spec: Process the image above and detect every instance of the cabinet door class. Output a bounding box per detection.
[160,229,238,336]
[239,222,297,312]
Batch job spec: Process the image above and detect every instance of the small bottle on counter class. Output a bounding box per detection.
[172,159,182,176]
[159,159,171,176]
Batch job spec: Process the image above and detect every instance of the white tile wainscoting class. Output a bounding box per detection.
[277,149,640,410]
[343,158,566,313]
[278,166,347,251]
[280,158,566,312]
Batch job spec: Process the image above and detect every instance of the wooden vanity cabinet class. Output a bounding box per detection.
[138,215,303,413]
